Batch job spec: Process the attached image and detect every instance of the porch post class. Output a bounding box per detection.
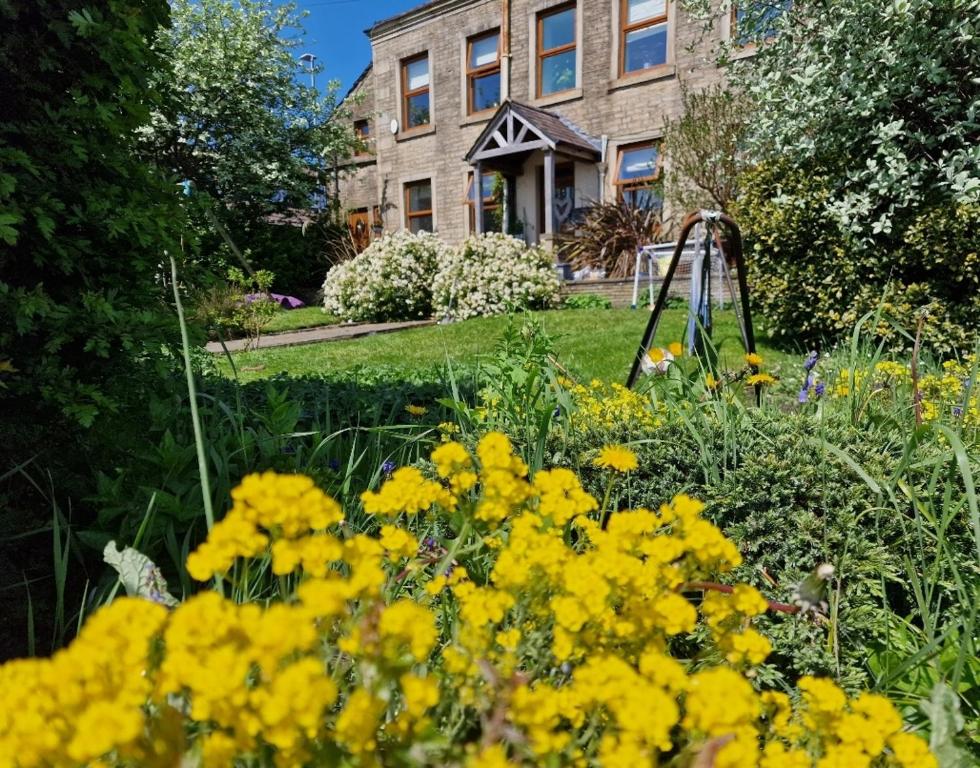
[543,150,555,236]
[474,161,484,235]
[501,175,510,235]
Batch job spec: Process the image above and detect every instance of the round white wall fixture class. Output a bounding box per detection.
[389,119,399,135]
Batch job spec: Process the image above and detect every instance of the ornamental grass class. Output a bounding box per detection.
[0,434,935,768]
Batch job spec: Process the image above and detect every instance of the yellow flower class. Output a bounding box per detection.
[747,373,777,387]
[668,341,684,357]
[405,404,428,416]
[379,525,419,560]
[649,347,666,363]
[593,445,638,473]
[745,352,764,367]
[705,373,721,391]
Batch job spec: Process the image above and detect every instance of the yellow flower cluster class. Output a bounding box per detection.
[0,436,937,768]
[186,471,344,581]
[567,379,663,432]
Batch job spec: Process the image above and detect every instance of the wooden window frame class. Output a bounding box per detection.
[614,141,661,205]
[464,172,502,232]
[353,118,372,157]
[466,29,502,116]
[401,53,431,131]
[619,0,669,77]
[536,2,577,98]
[404,179,434,233]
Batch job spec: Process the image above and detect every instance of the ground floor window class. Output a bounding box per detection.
[405,179,433,233]
[615,142,661,210]
[465,172,502,233]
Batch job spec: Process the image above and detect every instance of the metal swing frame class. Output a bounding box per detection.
[626,210,758,389]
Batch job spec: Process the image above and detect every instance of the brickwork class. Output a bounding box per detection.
[340,0,728,246]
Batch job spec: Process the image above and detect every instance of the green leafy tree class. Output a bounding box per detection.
[141,0,357,219]
[724,0,980,350]
[0,0,183,428]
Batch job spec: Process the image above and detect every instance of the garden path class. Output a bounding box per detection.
[206,320,435,353]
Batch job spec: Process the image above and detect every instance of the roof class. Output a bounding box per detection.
[465,100,601,164]
[367,0,480,39]
[342,63,372,104]
[509,102,601,156]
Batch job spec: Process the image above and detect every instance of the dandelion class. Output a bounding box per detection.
[668,342,683,357]
[745,352,764,368]
[593,445,638,473]
[747,373,777,387]
[405,404,428,417]
[705,373,721,391]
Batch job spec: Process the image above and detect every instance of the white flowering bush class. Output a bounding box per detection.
[322,232,447,322]
[433,233,561,321]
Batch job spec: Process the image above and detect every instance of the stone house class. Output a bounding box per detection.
[338,0,740,251]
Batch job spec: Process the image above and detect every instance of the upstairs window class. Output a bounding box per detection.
[621,0,668,75]
[353,118,372,155]
[465,172,502,232]
[537,3,577,97]
[402,54,431,129]
[733,0,791,45]
[467,30,501,115]
[405,179,433,233]
[615,142,661,209]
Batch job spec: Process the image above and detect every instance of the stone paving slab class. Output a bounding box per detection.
[206,320,435,353]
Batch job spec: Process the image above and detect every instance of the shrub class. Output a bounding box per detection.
[432,233,560,321]
[563,293,613,310]
[567,200,663,278]
[739,163,980,353]
[322,231,447,322]
[0,436,938,767]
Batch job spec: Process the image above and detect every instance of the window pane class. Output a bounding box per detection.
[472,71,501,111]
[619,146,658,181]
[735,0,790,43]
[541,8,575,50]
[470,33,499,68]
[468,174,497,201]
[627,0,666,23]
[405,58,429,90]
[406,92,430,128]
[540,50,576,95]
[624,23,668,72]
[408,214,433,234]
[623,186,662,210]
[408,182,432,213]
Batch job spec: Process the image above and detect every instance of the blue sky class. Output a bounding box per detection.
[293,0,423,92]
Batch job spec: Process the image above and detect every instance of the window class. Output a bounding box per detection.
[465,172,502,232]
[615,143,661,209]
[621,0,668,75]
[537,3,576,97]
[401,54,431,130]
[467,30,501,115]
[405,179,433,233]
[732,0,791,45]
[353,119,372,155]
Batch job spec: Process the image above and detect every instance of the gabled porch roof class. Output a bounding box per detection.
[464,100,601,172]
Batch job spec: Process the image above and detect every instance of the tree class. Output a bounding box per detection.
[661,85,749,215]
[0,0,183,428]
[141,0,357,220]
[727,0,980,351]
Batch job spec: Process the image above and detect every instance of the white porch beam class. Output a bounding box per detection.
[474,161,484,235]
[543,149,555,236]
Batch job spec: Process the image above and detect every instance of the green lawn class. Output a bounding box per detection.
[219,307,799,384]
[264,306,338,333]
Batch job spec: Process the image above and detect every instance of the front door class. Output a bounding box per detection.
[347,209,371,253]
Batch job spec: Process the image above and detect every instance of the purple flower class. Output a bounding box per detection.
[381,460,396,477]
[328,458,341,471]
[952,406,964,417]
[814,382,826,398]
[798,388,810,404]
[804,351,819,372]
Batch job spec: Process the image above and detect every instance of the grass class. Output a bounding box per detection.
[219,307,799,384]
[264,306,338,334]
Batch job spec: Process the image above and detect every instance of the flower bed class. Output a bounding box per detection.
[0,435,936,767]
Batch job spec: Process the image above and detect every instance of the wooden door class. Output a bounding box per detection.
[348,209,371,252]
